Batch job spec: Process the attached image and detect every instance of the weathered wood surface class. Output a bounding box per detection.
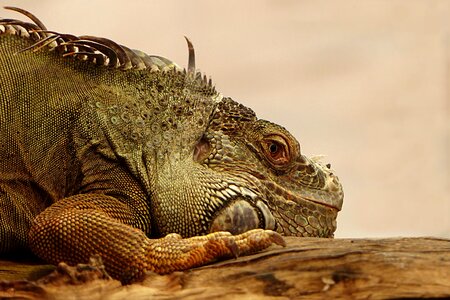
[1,237,449,299]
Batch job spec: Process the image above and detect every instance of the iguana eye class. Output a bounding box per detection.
[262,135,291,167]
[269,143,279,154]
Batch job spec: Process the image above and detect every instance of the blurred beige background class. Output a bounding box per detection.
[3,0,449,238]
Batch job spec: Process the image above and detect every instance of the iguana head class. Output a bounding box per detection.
[189,97,344,238]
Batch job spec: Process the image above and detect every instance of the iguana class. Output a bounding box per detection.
[0,7,343,283]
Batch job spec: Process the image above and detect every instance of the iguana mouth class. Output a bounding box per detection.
[305,197,341,211]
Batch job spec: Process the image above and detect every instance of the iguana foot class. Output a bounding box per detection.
[142,229,285,276]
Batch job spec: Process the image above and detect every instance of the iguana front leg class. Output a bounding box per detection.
[28,194,285,283]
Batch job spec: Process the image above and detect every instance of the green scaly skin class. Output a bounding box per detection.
[0,7,343,283]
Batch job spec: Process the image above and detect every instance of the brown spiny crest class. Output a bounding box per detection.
[1,6,214,91]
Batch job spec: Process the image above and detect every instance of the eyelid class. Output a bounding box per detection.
[261,135,291,167]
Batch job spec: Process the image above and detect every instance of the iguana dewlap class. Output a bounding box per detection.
[0,7,343,283]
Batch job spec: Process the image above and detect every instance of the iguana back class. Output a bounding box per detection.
[0,7,343,283]
[0,28,214,248]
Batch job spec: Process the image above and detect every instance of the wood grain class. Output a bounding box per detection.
[1,237,449,299]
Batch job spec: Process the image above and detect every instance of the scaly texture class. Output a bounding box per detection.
[0,7,343,283]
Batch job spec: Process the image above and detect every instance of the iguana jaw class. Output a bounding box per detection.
[208,192,340,238]
[207,173,341,237]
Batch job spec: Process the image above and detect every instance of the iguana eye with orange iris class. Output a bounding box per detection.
[262,135,291,167]
[268,142,282,158]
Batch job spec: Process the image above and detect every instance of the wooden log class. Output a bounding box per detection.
[1,237,449,299]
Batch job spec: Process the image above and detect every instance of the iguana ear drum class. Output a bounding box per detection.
[209,199,275,234]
